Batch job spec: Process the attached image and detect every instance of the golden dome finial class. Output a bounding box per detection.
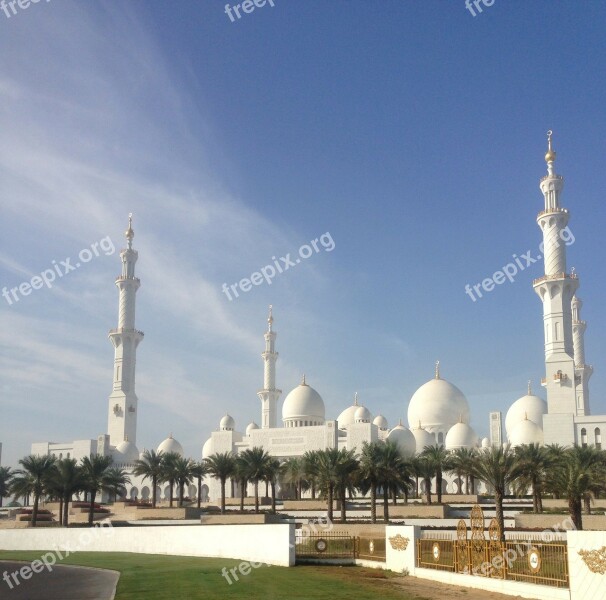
[267,305,273,331]
[354,392,359,406]
[545,130,556,163]
[301,374,307,386]
[528,380,532,395]
[125,213,134,248]
[435,360,440,380]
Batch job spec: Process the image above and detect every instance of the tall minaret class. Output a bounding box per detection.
[257,306,281,429]
[533,131,578,415]
[572,294,592,415]
[107,215,144,446]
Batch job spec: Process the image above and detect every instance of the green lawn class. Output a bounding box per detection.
[0,552,418,600]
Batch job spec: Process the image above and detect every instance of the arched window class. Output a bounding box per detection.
[581,428,587,447]
[595,428,602,450]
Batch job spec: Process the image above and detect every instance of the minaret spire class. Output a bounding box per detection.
[258,305,282,428]
[107,214,144,446]
[533,132,580,431]
[572,293,592,415]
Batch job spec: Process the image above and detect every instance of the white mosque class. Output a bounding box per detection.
[30,133,606,503]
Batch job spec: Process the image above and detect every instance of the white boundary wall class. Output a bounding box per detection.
[567,530,606,600]
[0,523,295,567]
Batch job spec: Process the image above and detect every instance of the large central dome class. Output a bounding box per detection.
[282,377,325,427]
[407,370,470,435]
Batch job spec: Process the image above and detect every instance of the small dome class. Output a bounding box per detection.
[505,391,547,436]
[115,439,140,463]
[202,437,213,459]
[386,423,416,458]
[337,393,361,429]
[354,406,372,423]
[157,434,184,456]
[246,422,259,435]
[282,377,325,427]
[410,423,435,454]
[481,437,490,448]
[373,414,388,430]
[220,414,235,431]
[509,418,544,447]
[408,371,470,434]
[445,422,478,451]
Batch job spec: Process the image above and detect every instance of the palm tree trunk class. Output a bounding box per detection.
[584,494,592,515]
[569,497,583,530]
[152,476,157,508]
[383,486,389,523]
[265,480,269,498]
[58,497,64,526]
[88,491,96,526]
[254,481,259,513]
[311,483,316,500]
[424,478,432,505]
[392,487,397,506]
[495,489,505,542]
[63,494,70,527]
[240,479,246,512]
[370,484,377,524]
[220,478,226,515]
[178,483,184,507]
[340,483,346,523]
[298,480,302,500]
[271,481,276,514]
[437,470,443,504]
[470,475,475,494]
[197,477,202,509]
[327,484,334,522]
[31,493,39,527]
[169,481,174,508]
[533,488,539,514]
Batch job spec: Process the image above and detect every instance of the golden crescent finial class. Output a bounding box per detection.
[545,130,556,163]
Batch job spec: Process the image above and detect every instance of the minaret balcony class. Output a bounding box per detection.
[109,327,145,337]
[536,207,568,219]
[115,276,141,284]
[540,174,564,183]
[532,272,578,286]
[573,320,586,326]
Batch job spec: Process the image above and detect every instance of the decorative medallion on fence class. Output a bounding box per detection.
[388,534,410,551]
[455,519,468,573]
[315,538,327,553]
[470,504,486,574]
[432,542,441,562]
[579,546,606,575]
[527,547,542,574]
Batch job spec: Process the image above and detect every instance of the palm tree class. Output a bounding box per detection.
[104,467,131,503]
[264,457,282,513]
[377,442,405,522]
[282,457,305,500]
[240,447,272,513]
[392,459,414,505]
[133,449,164,508]
[302,450,321,499]
[421,444,450,504]
[10,455,56,527]
[80,454,113,526]
[171,457,196,507]
[315,448,340,522]
[0,466,13,508]
[159,452,181,508]
[512,444,552,513]
[415,455,434,505]
[448,448,477,495]
[544,444,567,499]
[191,462,208,509]
[358,442,383,523]
[551,445,606,530]
[472,445,517,541]
[204,452,235,514]
[47,458,85,527]
[234,455,249,511]
[334,449,358,523]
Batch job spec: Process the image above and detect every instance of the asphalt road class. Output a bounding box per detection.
[0,561,119,600]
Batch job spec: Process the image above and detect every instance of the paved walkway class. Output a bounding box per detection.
[0,561,119,599]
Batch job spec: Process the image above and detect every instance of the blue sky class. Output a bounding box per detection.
[1,1,605,466]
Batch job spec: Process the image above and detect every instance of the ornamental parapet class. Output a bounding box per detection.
[109,327,145,337]
[537,207,568,219]
[533,272,578,286]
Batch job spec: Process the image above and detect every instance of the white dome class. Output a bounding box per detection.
[220,414,235,431]
[246,422,259,435]
[505,392,547,436]
[373,414,388,429]
[509,418,544,447]
[115,440,140,463]
[282,379,325,426]
[354,406,372,423]
[481,437,490,448]
[337,395,361,429]
[157,435,184,456]
[410,423,435,454]
[386,424,416,458]
[445,422,478,451]
[202,437,213,459]
[408,375,470,434]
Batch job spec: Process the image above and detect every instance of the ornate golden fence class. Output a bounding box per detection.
[417,504,569,588]
[295,533,386,561]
